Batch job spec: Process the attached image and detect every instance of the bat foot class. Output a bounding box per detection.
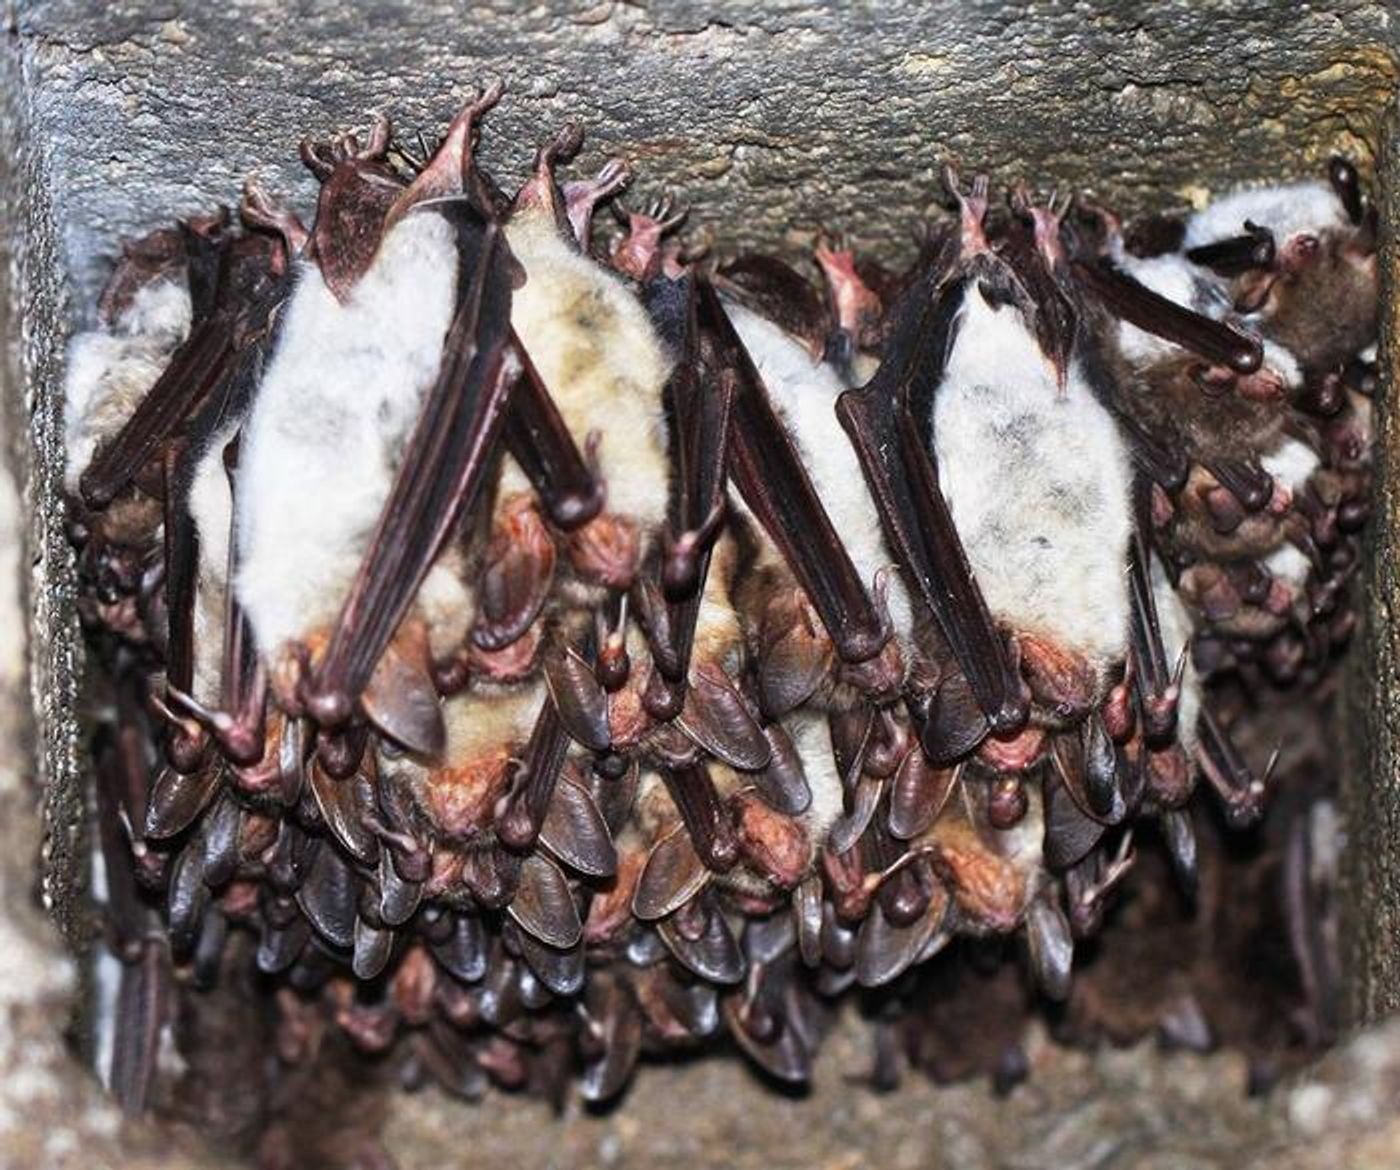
[610,193,688,282]
[511,122,585,223]
[814,237,882,358]
[395,81,503,214]
[942,163,990,256]
[564,157,631,249]
[240,177,309,259]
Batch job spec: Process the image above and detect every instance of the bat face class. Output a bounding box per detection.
[64,103,1375,1118]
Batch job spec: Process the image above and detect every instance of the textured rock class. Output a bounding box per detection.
[1349,103,1400,1027]
[4,1,1400,1167]
[14,0,1399,311]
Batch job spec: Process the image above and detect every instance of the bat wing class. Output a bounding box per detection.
[1072,257,1261,372]
[305,212,517,751]
[701,280,890,667]
[80,314,236,508]
[836,269,1027,748]
[504,332,605,531]
[81,237,286,509]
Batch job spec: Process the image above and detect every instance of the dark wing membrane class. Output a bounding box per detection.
[836,269,1026,739]
[505,332,604,531]
[702,280,889,666]
[1072,257,1261,373]
[80,239,285,509]
[305,212,516,741]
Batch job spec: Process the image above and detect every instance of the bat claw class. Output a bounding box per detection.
[943,163,990,254]
[565,157,632,248]
[395,81,503,216]
[610,193,690,281]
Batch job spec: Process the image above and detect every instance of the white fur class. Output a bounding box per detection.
[934,289,1133,668]
[1151,559,1200,753]
[722,301,914,640]
[1265,544,1311,592]
[188,427,236,703]
[1262,436,1320,492]
[1184,181,1348,250]
[787,710,845,847]
[1261,340,1303,391]
[118,278,193,343]
[440,678,544,767]
[63,278,193,493]
[1113,251,1228,366]
[504,213,672,531]
[235,211,459,657]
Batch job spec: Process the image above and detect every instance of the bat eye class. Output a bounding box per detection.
[1190,364,1234,397]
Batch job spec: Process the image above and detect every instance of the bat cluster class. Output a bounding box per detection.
[65,85,1377,1122]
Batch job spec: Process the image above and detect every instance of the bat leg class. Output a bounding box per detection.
[1196,709,1276,828]
[390,82,503,216]
[496,699,572,851]
[511,121,585,226]
[705,282,894,674]
[563,158,631,249]
[164,662,268,768]
[1063,834,1135,938]
[240,176,309,258]
[302,220,517,732]
[943,164,991,255]
[814,236,881,378]
[472,493,556,652]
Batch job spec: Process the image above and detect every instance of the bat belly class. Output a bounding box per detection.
[932,371,1133,671]
[235,217,458,657]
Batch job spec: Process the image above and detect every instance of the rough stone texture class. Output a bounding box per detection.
[14,0,1400,313]
[5,1,1400,1167]
[1350,103,1400,1026]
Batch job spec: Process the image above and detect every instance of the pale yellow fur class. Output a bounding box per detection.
[504,212,672,532]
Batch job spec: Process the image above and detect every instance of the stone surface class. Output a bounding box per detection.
[1350,102,1400,1025]
[5,2,1400,1167]
[14,0,1400,313]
